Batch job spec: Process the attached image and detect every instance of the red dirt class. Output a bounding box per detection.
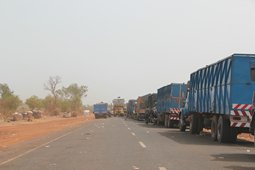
[0,114,95,150]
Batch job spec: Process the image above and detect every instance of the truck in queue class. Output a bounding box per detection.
[93,102,108,119]
[157,83,187,127]
[127,99,136,119]
[179,54,255,143]
[145,93,157,124]
[136,94,150,121]
[112,97,125,117]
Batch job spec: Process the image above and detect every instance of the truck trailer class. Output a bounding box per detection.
[93,102,108,119]
[180,54,255,143]
[157,83,187,127]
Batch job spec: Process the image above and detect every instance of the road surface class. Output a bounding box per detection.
[0,117,254,170]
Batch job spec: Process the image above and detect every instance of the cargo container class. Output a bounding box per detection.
[180,54,255,143]
[127,99,136,118]
[93,102,108,119]
[112,97,125,116]
[157,83,187,127]
[136,94,150,120]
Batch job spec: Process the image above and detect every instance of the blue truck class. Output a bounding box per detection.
[180,54,255,143]
[157,83,187,127]
[93,102,108,119]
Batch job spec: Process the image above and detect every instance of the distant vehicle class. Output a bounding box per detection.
[157,83,187,127]
[127,99,136,118]
[180,54,255,143]
[93,102,108,119]
[136,94,150,121]
[112,97,125,117]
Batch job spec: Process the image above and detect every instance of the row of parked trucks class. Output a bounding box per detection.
[128,54,255,143]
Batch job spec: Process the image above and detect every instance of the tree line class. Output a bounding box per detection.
[0,76,88,121]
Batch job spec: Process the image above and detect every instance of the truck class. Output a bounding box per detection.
[112,97,125,117]
[157,83,187,127]
[136,94,150,120]
[250,93,255,138]
[179,54,255,143]
[93,102,108,119]
[145,93,157,124]
[127,99,136,118]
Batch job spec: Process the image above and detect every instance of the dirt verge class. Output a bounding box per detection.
[0,114,95,150]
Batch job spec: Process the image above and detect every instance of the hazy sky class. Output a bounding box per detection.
[1,0,255,105]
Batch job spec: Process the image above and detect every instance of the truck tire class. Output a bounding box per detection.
[211,115,218,141]
[229,129,237,143]
[164,114,168,128]
[217,115,230,143]
[197,114,203,133]
[179,114,186,132]
[190,114,198,134]
[168,120,174,128]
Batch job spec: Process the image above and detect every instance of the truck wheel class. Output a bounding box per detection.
[230,129,237,143]
[190,114,198,134]
[197,115,203,133]
[168,120,174,128]
[211,116,218,141]
[179,115,186,132]
[164,114,168,128]
[217,115,230,143]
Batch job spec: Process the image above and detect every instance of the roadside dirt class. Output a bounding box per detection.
[0,114,95,150]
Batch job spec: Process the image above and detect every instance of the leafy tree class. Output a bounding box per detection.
[43,95,60,115]
[61,84,88,114]
[0,83,13,99]
[0,83,22,120]
[25,95,43,110]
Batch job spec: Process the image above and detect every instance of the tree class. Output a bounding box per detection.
[0,83,22,120]
[44,76,61,107]
[61,84,88,113]
[43,95,60,115]
[25,95,43,110]
[0,83,13,99]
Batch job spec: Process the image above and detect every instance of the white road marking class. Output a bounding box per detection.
[146,131,150,134]
[131,132,136,136]
[159,167,167,170]
[139,141,146,148]
[0,131,73,166]
[133,166,140,169]
[128,128,131,130]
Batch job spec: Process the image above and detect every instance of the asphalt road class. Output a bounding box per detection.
[0,117,255,170]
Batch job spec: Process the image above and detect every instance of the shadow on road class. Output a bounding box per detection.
[224,166,255,170]
[130,119,254,147]
[211,153,255,163]
[158,130,254,147]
